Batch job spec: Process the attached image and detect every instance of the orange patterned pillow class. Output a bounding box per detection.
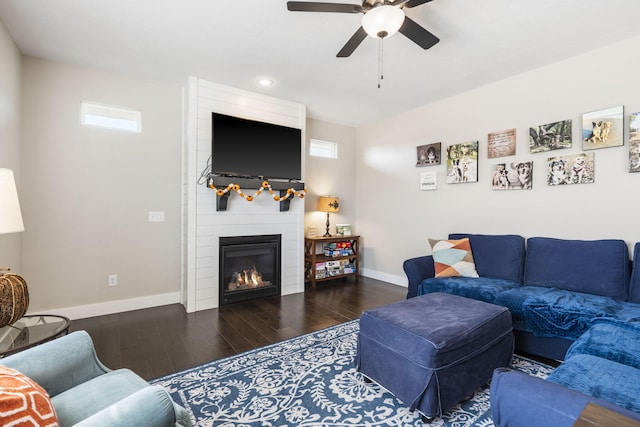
[429,237,480,278]
[0,365,59,426]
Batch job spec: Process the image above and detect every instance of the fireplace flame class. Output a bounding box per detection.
[251,267,262,285]
[228,265,270,291]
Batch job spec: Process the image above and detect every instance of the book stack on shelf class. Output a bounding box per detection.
[323,241,354,257]
[315,241,356,279]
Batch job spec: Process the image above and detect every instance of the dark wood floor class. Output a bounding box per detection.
[70,276,407,381]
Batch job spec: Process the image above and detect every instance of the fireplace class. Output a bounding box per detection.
[219,234,281,305]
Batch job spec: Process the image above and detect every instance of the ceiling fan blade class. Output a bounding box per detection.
[391,0,412,7]
[400,0,434,8]
[398,16,439,49]
[337,26,368,57]
[287,2,361,13]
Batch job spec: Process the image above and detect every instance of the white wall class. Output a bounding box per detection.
[20,57,184,315]
[0,19,22,272]
[356,34,640,285]
[304,118,357,236]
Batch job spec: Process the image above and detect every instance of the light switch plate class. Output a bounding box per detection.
[148,211,165,222]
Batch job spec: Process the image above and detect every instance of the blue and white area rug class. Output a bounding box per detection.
[153,320,553,426]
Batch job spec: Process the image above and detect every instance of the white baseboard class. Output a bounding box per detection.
[29,272,403,320]
[32,292,182,320]
[360,268,407,287]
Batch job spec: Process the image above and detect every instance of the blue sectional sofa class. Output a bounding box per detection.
[403,233,640,360]
[491,321,640,426]
[403,233,640,425]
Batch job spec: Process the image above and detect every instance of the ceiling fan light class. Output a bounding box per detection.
[362,5,405,39]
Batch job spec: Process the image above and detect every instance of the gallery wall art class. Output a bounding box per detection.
[416,143,441,166]
[630,112,640,172]
[488,128,516,158]
[420,171,437,190]
[491,161,533,190]
[447,141,478,184]
[413,103,638,193]
[582,106,623,150]
[547,152,594,185]
[529,120,572,153]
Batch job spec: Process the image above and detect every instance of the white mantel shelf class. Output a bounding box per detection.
[210,176,305,212]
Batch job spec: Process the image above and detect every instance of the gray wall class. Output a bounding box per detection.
[304,118,357,237]
[20,57,183,313]
[0,19,22,272]
[355,34,640,285]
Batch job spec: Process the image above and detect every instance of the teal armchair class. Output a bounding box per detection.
[1,330,192,427]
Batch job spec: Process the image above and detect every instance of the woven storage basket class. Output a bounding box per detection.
[0,272,29,328]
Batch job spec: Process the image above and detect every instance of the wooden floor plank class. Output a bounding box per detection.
[69,277,407,381]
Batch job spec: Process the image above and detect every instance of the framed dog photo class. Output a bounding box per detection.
[416,143,441,167]
[491,161,533,190]
[335,224,351,236]
[547,152,594,186]
[446,141,478,184]
[488,128,516,159]
[529,120,572,153]
[582,105,624,150]
[629,112,640,172]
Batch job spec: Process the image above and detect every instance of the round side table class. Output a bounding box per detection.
[0,314,71,357]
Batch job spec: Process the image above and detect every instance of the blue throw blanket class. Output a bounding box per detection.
[419,277,631,340]
[522,289,623,339]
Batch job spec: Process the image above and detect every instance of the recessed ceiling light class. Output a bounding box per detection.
[256,77,275,88]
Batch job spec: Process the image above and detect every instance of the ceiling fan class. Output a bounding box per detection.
[286,0,439,57]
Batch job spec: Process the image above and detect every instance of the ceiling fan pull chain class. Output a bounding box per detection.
[378,37,384,88]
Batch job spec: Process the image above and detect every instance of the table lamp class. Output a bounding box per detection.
[0,168,29,327]
[317,196,339,237]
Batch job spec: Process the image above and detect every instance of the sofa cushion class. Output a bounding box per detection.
[0,365,59,426]
[51,368,149,426]
[494,286,551,332]
[522,289,623,339]
[429,238,479,278]
[449,233,525,284]
[524,237,630,300]
[607,303,640,327]
[418,276,520,304]
[566,321,640,369]
[547,354,640,413]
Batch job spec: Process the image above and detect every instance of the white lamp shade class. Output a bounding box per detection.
[362,5,405,39]
[0,169,25,234]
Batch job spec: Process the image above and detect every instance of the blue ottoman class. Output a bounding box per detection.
[356,292,514,419]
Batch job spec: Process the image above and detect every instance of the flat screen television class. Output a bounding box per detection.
[211,112,302,181]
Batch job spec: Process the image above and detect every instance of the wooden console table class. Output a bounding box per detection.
[304,235,359,288]
[574,403,640,427]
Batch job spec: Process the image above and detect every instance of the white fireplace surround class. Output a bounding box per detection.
[183,77,306,312]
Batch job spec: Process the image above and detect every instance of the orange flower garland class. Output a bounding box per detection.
[209,180,306,203]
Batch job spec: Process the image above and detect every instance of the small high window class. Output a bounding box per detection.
[80,102,141,133]
[309,139,338,159]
